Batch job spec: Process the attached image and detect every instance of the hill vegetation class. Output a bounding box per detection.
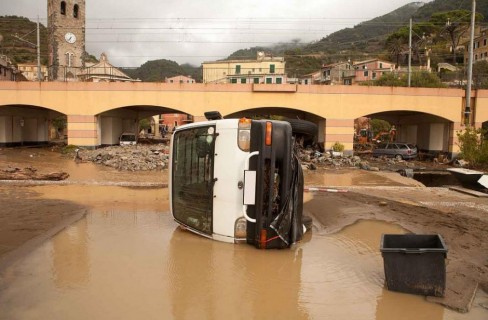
[305,2,424,55]
[0,15,48,65]
[122,59,201,82]
[224,0,488,78]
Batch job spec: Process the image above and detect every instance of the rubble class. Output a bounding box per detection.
[73,143,449,173]
[78,144,170,171]
[297,147,364,170]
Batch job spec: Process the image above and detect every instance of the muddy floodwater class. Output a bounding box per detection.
[0,186,485,319]
[0,148,487,319]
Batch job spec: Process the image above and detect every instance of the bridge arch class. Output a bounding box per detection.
[355,110,456,153]
[91,104,193,146]
[0,104,66,147]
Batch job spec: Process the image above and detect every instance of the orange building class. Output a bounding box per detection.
[159,113,193,132]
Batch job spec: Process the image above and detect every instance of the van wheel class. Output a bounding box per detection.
[395,154,403,160]
[285,119,318,147]
[284,119,317,137]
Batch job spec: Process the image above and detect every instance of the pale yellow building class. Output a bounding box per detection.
[17,63,48,81]
[202,52,286,84]
[165,75,195,84]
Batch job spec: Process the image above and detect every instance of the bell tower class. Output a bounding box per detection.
[47,0,86,81]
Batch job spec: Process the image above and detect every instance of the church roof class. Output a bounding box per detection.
[78,53,137,81]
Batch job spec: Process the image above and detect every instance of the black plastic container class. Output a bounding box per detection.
[380,234,448,297]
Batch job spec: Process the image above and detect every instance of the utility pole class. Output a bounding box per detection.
[12,19,43,82]
[465,0,476,126]
[408,18,412,87]
[36,16,42,82]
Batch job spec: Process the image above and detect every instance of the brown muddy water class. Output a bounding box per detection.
[0,148,486,319]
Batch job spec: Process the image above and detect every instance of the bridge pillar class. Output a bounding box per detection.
[324,119,355,154]
[67,115,99,148]
[449,121,462,156]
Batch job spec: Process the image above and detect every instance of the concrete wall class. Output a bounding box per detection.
[0,116,11,144]
[0,107,50,146]
[401,125,418,144]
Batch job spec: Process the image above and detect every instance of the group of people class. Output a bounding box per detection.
[159,124,175,137]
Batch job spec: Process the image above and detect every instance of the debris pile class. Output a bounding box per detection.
[77,144,443,172]
[79,145,170,171]
[297,147,364,170]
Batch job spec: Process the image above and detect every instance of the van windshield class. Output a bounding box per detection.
[171,125,216,235]
[120,134,136,141]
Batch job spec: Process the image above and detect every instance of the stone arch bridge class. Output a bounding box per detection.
[1,82,487,154]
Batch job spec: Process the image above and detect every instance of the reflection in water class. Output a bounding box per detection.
[51,219,90,288]
[304,168,417,187]
[168,228,309,319]
[298,220,406,318]
[376,288,444,320]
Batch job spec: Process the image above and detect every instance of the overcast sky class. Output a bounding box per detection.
[1,0,433,67]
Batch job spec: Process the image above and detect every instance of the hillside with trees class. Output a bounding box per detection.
[122,59,201,82]
[0,15,48,65]
[223,0,488,80]
[304,0,488,56]
[305,2,424,54]
[413,0,488,21]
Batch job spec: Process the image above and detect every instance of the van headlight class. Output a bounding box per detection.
[238,118,251,151]
[234,217,247,240]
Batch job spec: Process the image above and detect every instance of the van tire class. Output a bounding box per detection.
[284,119,317,137]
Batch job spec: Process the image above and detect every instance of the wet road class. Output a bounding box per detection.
[0,148,486,319]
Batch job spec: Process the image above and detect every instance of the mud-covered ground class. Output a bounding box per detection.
[0,146,487,313]
[304,187,488,312]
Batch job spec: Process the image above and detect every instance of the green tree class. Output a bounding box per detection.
[456,126,488,167]
[429,10,484,64]
[385,22,436,67]
[139,118,151,131]
[368,71,445,88]
[370,119,391,137]
[386,34,406,67]
[51,116,66,138]
[410,71,445,88]
[373,72,405,87]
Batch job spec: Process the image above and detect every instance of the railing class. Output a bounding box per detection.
[47,66,140,82]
